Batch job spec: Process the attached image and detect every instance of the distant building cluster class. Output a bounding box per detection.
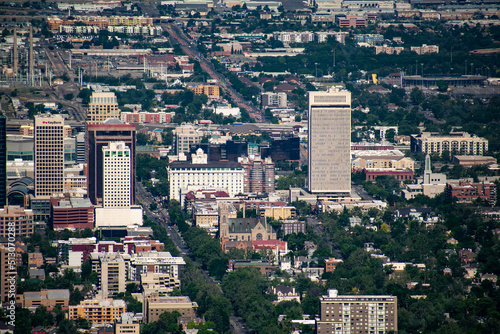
[273,31,349,44]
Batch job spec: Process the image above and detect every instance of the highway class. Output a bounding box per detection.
[164,23,263,123]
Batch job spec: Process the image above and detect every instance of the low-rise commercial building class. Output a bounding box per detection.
[17,289,70,311]
[144,295,198,324]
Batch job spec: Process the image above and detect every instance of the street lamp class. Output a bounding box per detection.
[315,63,318,78]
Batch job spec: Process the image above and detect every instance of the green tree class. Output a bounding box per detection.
[436,80,448,92]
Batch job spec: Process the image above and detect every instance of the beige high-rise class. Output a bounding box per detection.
[86,92,120,125]
[317,289,397,334]
[34,116,65,197]
[308,88,351,194]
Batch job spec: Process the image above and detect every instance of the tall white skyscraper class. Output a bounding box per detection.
[308,87,351,194]
[102,142,131,208]
[34,116,65,197]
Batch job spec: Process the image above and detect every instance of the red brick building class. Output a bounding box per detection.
[336,16,366,28]
[50,196,94,230]
[365,169,414,182]
[446,181,497,206]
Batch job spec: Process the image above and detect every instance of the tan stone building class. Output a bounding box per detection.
[144,294,198,324]
[17,289,70,311]
[141,272,180,296]
[411,132,488,156]
[190,85,220,98]
[174,125,202,154]
[308,87,351,195]
[86,92,120,125]
[259,206,296,220]
[220,217,277,242]
[317,289,397,334]
[34,116,65,197]
[90,253,127,297]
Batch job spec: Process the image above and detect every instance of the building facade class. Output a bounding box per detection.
[34,116,65,197]
[17,289,70,311]
[168,150,244,203]
[308,88,351,195]
[102,142,131,208]
[446,181,497,206]
[144,295,198,324]
[90,253,127,297]
[190,85,219,98]
[175,125,202,154]
[87,120,136,206]
[317,289,397,334]
[411,132,488,156]
[50,196,94,230]
[0,205,34,238]
[69,299,126,324]
[0,116,6,207]
[86,92,120,125]
[239,155,275,194]
[120,111,175,124]
[261,92,287,108]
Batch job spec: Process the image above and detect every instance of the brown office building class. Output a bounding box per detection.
[317,289,397,334]
[87,120,136,206]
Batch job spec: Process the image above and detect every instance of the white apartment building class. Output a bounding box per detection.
[128,251,186,281]
[34,116,65,197]
[262,92,287,108]
[167,149,244,202]
[102,142,131,208]
[411,132,488,156]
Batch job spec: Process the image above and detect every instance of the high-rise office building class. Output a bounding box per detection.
[175,125,202,154]
[308,88,351,194]
[75,132,86,163]
[86,92,120,125]
[87,119,136,206]
[34,116,65,197]
[102,142,131,208]
[0,115,6,207]
[317,289,397,334]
